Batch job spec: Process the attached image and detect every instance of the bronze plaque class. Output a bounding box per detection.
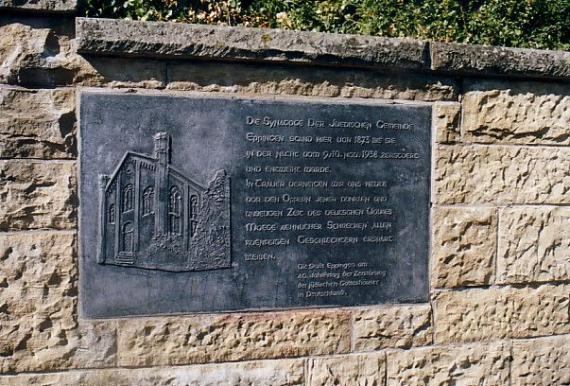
[80,92,431,317]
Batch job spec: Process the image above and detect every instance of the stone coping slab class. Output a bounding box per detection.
[431,41,570,80]
[76,18,570,82]
[76,18,429,70]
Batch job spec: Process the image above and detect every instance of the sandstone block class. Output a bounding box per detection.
[463,89,570,145]
[498,207,570,284]
[0,358,304,386]
[117,310,350,366]
[431,41,570,80]
[86,57,166,89]
[0,319,117,374]
[511,335,570,386]
[432,207,496,288]
[167,62,457,101]
[0,161,76,230]
[0,232,77,372]
[433,285,570,344]
[0,0,76,12]
[308,353,385,386]
[386,341,511,386]
[0,232,76,320]
[352,304,432,351]
[0,232,116,373]
[433,102,461,143]
[77,18,428,70]
[71,321,118,370]
[0,87,76,158]
[0,20,94,88]
[1,20,163,89]
[435,145,570,205]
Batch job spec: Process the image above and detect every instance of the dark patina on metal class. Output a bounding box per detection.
[97,132,230,272]
[80,91,431,317]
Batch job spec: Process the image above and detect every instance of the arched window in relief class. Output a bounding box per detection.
[142,187,154,216]
[108,204,115,224]
[169,186,182,235]
[121,222,134,252]
[190,195,198,236]
[123,184,133,212]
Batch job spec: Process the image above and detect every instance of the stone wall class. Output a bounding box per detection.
[1,2,569,385]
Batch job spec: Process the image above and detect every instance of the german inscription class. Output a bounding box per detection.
[80,92,431,317]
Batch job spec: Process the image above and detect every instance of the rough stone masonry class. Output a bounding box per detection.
[0,0,569,384]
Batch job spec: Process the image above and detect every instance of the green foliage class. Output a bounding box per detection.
[83,0,570,50]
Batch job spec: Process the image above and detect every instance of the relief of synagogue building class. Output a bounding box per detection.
[97,132,231,272]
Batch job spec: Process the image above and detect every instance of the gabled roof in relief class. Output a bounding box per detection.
[104,151,205,192]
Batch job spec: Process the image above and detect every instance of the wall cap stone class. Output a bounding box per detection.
[76,18,570,81]
[76,18,429,71]
[0,0,76,13]
[431,41,570,80]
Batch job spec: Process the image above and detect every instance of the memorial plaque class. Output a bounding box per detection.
[80,92,431,317]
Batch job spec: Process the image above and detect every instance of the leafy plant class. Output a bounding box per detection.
[82,0,570,50]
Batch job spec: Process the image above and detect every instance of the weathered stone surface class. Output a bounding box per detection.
[463,89,570,145]
[0,20,91,87]
[76,18,570,81]
[0,87,76,158]
[0,161,76,230]
[70,321,118,369]
[117,310,350,366]
[433,102,461,143]
[77,18,428,70]
[0,231,76,372]
[87,56,166,89]
[432,207,496,288]
[167,62,457,101]
[0,232,116,373]
[308,353,385,386]
[0,19,164,89]
[352,304,432,351]
[0,232,76,320]
[0,0,76,13]
[498,207,570,284]
[511,335,570,386]
[386,341,511,386]
[433,285,570,344]
[0,359,304,386]
[1,320,117,373]
[435,145,570,205]
[431,41,570,80]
